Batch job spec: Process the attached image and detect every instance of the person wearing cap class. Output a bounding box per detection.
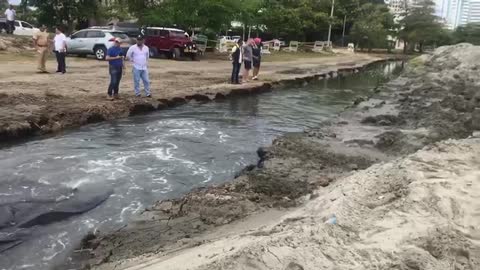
[252,38,262,80]
[105,38,125,100]
[32,25,50,73]
[126,35,151,98]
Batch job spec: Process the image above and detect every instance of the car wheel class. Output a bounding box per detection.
[149,48,158,58]
[94,46,107,60]
[172,48,181,60]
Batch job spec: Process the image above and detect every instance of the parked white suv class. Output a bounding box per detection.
[0,19,39,36]
[66,29,131,60]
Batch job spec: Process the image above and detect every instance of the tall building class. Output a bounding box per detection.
[436,0,480,28]
[385,0,409,16]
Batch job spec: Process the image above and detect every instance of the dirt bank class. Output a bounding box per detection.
[0,38,386,142]
[100,137,480,270]
[69,43,480,270]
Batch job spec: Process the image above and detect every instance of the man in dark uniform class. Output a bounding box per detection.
[230,39,243,84]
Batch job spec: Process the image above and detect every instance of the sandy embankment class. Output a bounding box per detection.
[74,44,480,270]
[122,137,480,270]
[0,35,385,142]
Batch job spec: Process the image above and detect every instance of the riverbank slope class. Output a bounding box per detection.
[0,39,385,142]
[76,43,480,270]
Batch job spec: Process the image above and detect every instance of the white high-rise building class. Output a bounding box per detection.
[435,0,480,28]
[385,0,409,15]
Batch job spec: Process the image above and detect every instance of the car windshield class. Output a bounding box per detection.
[170,31,186,38]
[111,32,128,39]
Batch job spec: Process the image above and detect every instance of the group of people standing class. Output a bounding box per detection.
[106,35,151,100]
[231,38,262,84]
[31,26,151,100]
[33,25,68,74]
[30,26,264,100]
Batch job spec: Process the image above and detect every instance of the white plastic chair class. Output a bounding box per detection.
[273,41,281,51]
[347,43,355,53]
[312,41,325,52]
[283,41,299,52]
[261,43,271,54]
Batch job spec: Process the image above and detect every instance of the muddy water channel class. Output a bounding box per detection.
[0,61,403,270]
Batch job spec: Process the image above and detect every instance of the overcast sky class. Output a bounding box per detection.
[9,0,21,5]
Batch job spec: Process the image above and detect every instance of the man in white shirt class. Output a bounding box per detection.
[126,35,151,97]
[4,5,16,34]
[53,26,67,74]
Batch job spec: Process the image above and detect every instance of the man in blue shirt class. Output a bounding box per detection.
[106,38,125,100]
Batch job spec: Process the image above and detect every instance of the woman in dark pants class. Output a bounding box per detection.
[230,39,243,84]
[105,38,125,100]
[252,38,262,80]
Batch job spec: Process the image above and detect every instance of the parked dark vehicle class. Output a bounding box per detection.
[143,27,198,60]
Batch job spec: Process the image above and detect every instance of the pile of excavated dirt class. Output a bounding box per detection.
[70,45,480,270]
[0,35,34,53]
[116,137,480,270]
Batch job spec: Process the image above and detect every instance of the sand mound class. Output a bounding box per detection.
[0,35,34,52]
[123,138,480,270]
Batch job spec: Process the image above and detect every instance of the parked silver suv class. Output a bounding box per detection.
[66,29,131,60]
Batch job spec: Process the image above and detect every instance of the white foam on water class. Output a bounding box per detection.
[218,131,231,143]
[170,127,206,137]
[17,160,43,169]
[55,193,74,202]
[82,218,98,230]
[42,232,68,261]
[18,264,35,269]
[53,154,86,160]
[146,145,176,161]
[118,201,143,223]
[152,177,168,184]
[64,177,92,189]
[38,177,51,185]
[152,184,172,194]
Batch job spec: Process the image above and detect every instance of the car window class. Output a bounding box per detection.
[159,30,169,37]
[170,31,186,38]
[71,31,87,39]
[86,31,106,38]
[23,22,33,28]
[111,32,128,39]
[14,21,20,27]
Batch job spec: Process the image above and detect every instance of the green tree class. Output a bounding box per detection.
[453,23,480,45]
[260,0,330,41]
[143,0,237,33]
[25,0,104,32]
[350,3,394,51]
[398,0,445,53]
[0,0,8,10]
